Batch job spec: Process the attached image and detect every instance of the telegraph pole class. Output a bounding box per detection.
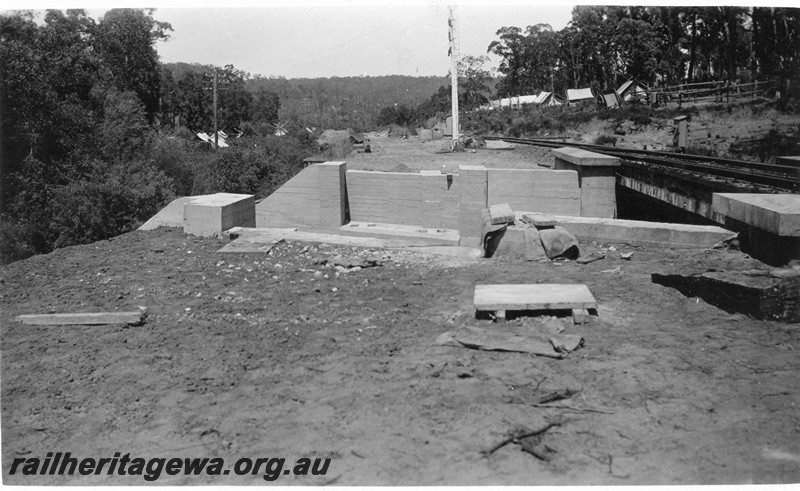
[203,67,231,151]
[448,6,460,147]
[301,97,312,130]
[213,68,219,151]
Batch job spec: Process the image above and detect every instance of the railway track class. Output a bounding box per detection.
[483,136,800,191]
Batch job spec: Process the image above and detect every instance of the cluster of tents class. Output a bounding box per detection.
[481,79,649,111]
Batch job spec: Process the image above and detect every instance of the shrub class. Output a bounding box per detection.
[148,133,197,195]
[594,134,618,145]
[48,160,175,248]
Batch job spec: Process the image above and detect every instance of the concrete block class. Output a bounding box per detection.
[539,226,580,259]
[489,203,515,225]
[184,193,255,237]
[487,168,581,216]
[711,193,800,237]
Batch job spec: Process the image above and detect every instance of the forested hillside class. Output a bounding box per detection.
[249,75,448,132]
[487,6,800,98]
[1,7,798,264]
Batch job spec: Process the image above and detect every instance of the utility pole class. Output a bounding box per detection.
[448,6,460,148]
[213,68,219,151]
[301,97,312,130]
[203,67,231,151]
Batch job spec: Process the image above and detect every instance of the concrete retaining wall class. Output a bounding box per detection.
[346,170,459,229]
[457,165,488,246]
[255,162,347,229]
[487,168,581,216]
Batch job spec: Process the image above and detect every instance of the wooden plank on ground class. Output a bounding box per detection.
[474,284,597,312]
[489,203,515,225]
[15,311,145,326]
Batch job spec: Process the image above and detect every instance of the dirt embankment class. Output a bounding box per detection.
[2,227,800,485]
[573,103,800,160]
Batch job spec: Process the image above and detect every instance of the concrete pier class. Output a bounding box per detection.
[553,147,621,218]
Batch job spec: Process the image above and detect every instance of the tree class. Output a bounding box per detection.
[457,55,493,109]
[376,104,416,127]
[250,88,280,126]
[752,7,800,80]
[216,64,252,129]
[488,26,528,97]
[416,85,451,121]
[100,89,152,162]
[176,71,211,130]
[92,9,172,121]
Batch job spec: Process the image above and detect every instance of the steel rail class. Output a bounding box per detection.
[483,136,799,191]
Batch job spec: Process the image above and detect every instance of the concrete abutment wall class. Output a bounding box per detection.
[255,161,347,229]
[252,161,585,244]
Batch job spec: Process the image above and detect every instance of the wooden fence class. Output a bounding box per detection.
[650,79,778,107]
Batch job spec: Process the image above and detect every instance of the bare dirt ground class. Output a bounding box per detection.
[2,137,800,485]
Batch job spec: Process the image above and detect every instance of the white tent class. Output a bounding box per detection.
[533,91,563,106]
[616,80,649,102]
[196,132,229,148]
[567,88,596,103]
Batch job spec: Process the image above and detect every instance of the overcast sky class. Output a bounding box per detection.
[17,1,785,79]
[18,1,575,78]
[147,3,575,78]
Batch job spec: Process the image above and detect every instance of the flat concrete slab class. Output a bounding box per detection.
[518,212,737,248]
[219,228,459,253]
[552,147,621,167]
[474,284,597,312]
[484,140,516,150]
[711,193,800,237]
[340,221,460,246]
[220,228,481,260]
